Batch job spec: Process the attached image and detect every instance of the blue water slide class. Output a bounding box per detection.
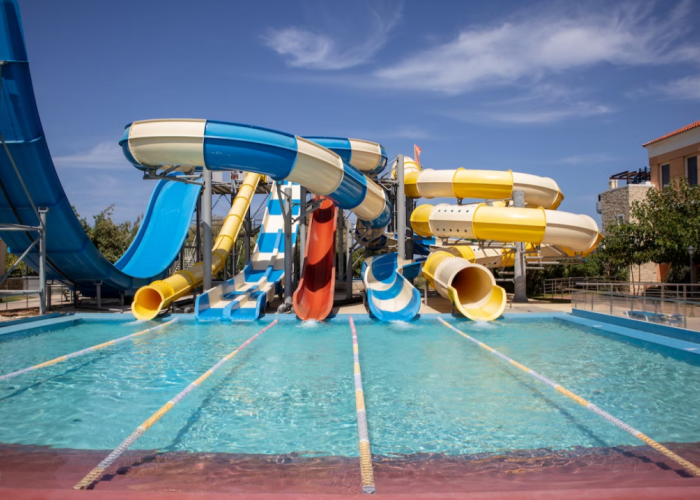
[0,0,200,297]
[362,253,421,322]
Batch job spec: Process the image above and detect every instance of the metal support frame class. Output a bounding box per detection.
[346,221,353,300]
[299,186,307,277]
[512,191,528,303]
[338,208,345,281]
[195,194,202,263]
[276,183,294,312]
[396,154,406,260]
[38,208,47,314]
[95,281,102,310]
[202,167,213,291]
[244,207,252,263]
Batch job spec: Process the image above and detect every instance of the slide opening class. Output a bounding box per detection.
[451,266,493,308]
[132,287,165,321]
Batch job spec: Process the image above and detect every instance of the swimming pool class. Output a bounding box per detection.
[0,315,699,458]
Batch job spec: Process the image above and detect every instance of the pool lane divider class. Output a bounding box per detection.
[73,319,278,490]
[0,318,180,382]
[437,317,700,478]
[349,316,376,494]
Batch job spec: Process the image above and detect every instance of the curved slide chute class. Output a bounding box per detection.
[0,1,200,297]
[132,172,261,320]
[293,197,337,321]
[121,119,391,234]
[362,253,421,322]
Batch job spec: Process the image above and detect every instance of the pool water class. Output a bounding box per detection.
[0,316,698,457]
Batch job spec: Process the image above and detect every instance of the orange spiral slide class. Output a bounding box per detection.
[293,198,338,321]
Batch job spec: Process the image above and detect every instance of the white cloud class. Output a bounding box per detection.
[448,100,612,125]
[658,75,700,100]
[54,142,127,170]
[263,1,402,70]
[375,1,698,94]
[558,153,615,165]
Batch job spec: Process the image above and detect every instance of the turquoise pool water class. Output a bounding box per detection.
[0,316,699,457]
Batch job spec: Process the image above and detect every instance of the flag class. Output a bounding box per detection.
[414,144,422,165]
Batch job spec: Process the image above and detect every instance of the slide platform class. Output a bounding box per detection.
[195,183,300,321]
[293,197,337,321]
[0,1,200,297]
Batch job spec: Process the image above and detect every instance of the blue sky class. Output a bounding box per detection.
[19,0,700,224]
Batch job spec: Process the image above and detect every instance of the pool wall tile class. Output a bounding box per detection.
[557,313,700,356]
[571,309,700,344]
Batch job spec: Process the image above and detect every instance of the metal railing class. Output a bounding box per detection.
[572,290,700,331]
[543,277,612,299]
[1,278,72,312]
[577,282,700,302]
[545,278,700,302]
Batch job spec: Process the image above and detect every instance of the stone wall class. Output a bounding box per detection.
[600,183,659,282]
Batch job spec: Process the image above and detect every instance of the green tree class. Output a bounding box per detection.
[602,178,700,283]
[76,205,142,263]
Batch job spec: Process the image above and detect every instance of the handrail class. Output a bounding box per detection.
[74,320,277,490]
[437,318,700,477]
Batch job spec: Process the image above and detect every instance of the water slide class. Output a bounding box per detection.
[195,182,300,321]
[293,197,337,321]
[131,172,261,320]
[362,253,421,321]
[358,157,600,321]
[0,1,200,297]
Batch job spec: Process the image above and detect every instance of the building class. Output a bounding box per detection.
[644,119,700,190]
[597,170,657,282]
[597,119,700,283]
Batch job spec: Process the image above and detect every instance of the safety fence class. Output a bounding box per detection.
[74,319,277,490]
[0,318,179,381]
[572,290,700,331]
[437,317,700,477]
[349,316,376,494]
[545,278,700,302]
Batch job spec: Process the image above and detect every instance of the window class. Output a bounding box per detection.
[616,214,625,225]
[688,156,698,186]
[662,164,670,188]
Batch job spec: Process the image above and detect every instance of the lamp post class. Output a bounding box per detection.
[689,246,695,284]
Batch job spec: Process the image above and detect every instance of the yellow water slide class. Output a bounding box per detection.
[411,202,601,320]
[132,172,262,320]
[396,157,564,209]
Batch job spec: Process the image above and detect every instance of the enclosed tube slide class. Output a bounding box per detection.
[0,1,200,297]
[411,203,602,255]
[422,249,506,321]
[293,197,337,321]
[120,120,391,236]
[399,158,563,209]
[132,172,261,320]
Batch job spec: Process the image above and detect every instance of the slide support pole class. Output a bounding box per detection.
[512,190,528,303]
[397,154,406,260]
[338,208,345,281]
[203,167,213,291]
[195,194,202,263]
[38,208,47,315]
[283,185,293,308]
[346,222,353,300]
[244,207,251,263]
[299,186,307,276]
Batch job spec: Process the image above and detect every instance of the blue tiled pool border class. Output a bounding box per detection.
[5,311,700,358]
